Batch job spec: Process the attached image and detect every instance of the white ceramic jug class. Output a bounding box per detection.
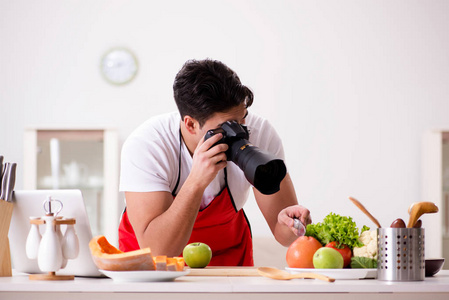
[63,161,88,187]
[25,217,42,259]
[37,216,63,273]
[62,224,79,259]
[55,218,68,269]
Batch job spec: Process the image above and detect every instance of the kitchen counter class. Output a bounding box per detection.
[1,270,448,300]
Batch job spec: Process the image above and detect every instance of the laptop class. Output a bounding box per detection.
[9,189,102,277]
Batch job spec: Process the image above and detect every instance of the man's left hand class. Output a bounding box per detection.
[277,205,312,236]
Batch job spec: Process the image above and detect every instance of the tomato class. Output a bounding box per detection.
[325,241,352,268]
[286,236,322,268]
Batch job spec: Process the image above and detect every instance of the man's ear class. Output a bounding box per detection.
[183,115,198,134]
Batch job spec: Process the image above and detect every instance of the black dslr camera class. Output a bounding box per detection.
[204,121,286,195]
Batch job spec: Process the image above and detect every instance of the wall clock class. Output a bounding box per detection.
[100,48,138,85]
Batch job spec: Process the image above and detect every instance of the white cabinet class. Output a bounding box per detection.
[422,130,449,267]
[23,128,120,245]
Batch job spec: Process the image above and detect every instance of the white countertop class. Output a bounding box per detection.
[1,270,449,300]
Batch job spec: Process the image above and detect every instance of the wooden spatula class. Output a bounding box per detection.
[407,202,438,228]
[349,197,381,228]
[258,267,335,282]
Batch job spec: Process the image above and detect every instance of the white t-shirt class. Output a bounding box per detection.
[120,111,285,210]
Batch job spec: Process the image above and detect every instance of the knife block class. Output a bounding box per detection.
[0,201,13,277]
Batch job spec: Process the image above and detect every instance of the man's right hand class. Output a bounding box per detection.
[188,133,229,189]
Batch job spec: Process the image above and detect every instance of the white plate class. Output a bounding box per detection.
[99,269,190,282]
[285,268,377,280]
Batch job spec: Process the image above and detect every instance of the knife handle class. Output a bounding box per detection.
[0,167,6,200]
[293,218,306,236]
[0,163,16,202]
[0,155,3,193]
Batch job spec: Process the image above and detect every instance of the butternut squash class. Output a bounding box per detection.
[174,257,185,271]
[154,255,167,271]
[167,258,177,271]
[89,235,155,271]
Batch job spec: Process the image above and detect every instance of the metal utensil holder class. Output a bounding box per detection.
[377,228,425,281]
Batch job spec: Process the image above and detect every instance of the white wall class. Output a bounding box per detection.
[1,0,449,248]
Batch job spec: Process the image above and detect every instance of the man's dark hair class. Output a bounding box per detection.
[173,59,254,127]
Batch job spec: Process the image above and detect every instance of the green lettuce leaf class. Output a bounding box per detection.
[305,212,367,250]
[350,256,378,269]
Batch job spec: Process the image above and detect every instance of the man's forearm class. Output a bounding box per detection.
[273,220,299,247]
[136,178,206,256]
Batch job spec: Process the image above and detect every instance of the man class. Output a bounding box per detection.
[119,59,311,266]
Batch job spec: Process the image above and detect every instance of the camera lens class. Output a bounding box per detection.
[232,140,286,195]
[253,160,286,194]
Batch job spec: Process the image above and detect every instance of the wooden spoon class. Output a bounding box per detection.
[348,197,381,228]
[257,267,335,282]
[407,202,438,228]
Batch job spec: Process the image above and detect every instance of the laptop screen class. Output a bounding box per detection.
[10,189,102,277]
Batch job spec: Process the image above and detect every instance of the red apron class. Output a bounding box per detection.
[118,174,254,266]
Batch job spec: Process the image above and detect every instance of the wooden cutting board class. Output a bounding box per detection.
[186,266,260,276]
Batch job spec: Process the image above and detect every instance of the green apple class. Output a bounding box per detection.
[183,242,212,268]
[313,247,344,269]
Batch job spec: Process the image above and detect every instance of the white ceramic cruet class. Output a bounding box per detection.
[25,217,42,259]
[62,223,79,259]
[37,215,63,272]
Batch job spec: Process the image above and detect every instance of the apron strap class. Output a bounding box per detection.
[171,129,182,197]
